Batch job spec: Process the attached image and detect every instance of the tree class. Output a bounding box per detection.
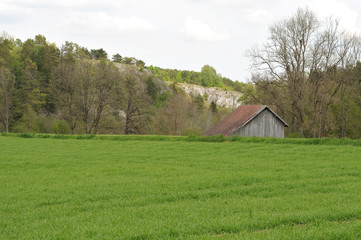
[146,76,159,102]
[19,35,59,113]
[156,94,190,135]
[91,60,120,134]
[0,32,16,69]
[52,51,78,134]
[200,65,219,87]
[193,94,204,111]
[122,68,152,134]
[249,8,319,136]
[112,53,123,63]
[176,72,183,83]
[248,8,360,137]
[75,58,119,134]
[136,59,145,69]
[210,101,217,114]
[90,48,108,60]
[123,57,136,65]
[0,67,15,132]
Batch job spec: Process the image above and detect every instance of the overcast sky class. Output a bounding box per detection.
[1,0,360,82]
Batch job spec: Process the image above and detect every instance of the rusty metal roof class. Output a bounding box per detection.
[204,105,288,136]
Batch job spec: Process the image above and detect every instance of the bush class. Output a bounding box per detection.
[51,120,70,134]
[75,134,96,140]
[18,133,34,138]
[181,128,203,136]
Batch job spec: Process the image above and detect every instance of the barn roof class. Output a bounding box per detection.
[205,105,288,136]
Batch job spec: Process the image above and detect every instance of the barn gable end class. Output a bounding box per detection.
[231,108,286,137]
[205,105,288,138]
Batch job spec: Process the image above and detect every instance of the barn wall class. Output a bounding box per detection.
[231,109,285,138]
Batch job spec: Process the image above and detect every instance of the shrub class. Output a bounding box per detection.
[18,133,34,138]
[51,120,71,134]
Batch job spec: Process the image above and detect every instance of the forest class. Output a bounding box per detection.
[0,33,231,135]
[1,8,361,138]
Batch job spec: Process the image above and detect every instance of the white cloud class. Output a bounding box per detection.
[3,0,121,8]
[58,12,157,34]
[242,9,272,23]
[212,0,244,6]
[0,2,30,15]
[180,16,230,42]
[0,2,31,24]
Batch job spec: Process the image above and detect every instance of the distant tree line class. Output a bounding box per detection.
[0,33,229,135]
[146,65,244,92]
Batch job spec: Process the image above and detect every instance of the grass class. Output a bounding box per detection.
[1,136,361,239]
[3,131,361,146]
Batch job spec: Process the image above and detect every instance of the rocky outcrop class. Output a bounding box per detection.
[113,63,240,108]
[179,83,242,109]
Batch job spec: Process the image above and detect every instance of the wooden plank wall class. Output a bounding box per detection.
[232,109,285,138]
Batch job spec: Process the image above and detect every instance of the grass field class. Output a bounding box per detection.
[1,135,361,239]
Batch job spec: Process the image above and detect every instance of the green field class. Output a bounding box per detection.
[1,136,361,239]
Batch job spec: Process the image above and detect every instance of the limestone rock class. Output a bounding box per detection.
[179,83,242,109]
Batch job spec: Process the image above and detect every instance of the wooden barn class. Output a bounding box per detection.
[205,105,288,138]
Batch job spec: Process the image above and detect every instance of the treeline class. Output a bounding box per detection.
[0,33,230,135]
[146,65,244,91]
[247,8,361,139]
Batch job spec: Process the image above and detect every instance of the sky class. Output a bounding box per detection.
[1,0,360,82]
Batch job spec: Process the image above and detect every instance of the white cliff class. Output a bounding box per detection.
[179,83,242,109]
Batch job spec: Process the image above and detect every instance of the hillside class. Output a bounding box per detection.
[0,34,240,135]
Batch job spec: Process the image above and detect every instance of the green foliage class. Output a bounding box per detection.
[5,132,361,147]
[135,59,145,69]
[156,91,170,107]
[112,53,122,63]
[90,48,108,60]
[12,105,41,132]
[51,120,71,134]
[17,132,34,138]
[2,136,361,239]
[180,128,203,136]
[122,57,134,65]
[200,65,219,86]
[146,77,159,102]
[146,65,239,90]
[210,101,217,114]
[176,71,183,83]
[193,94,204,111]
[203,93,209,101]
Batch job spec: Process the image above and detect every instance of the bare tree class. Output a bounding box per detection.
[53,56,120,134]
[156,94,190,135]
[52,58,78,134]
[91,60,120,134]
[248,8,360,137]
[76,59,120,134]
[122,67,152,134]
[249,8,318,136]
[0,67,15,132]
[76,58,96,134]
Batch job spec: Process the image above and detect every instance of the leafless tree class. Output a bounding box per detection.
[53,58,120,134]
[248,8,360,137]
[53,58,78,134]
[156,94,190,135]
[76,59,120,134]
[122,67,152,134]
